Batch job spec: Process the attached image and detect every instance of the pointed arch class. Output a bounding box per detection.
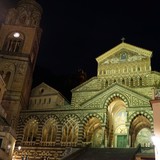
[139,77,143,86]
[130,77,134,86]
[0,62,16,89]
[84,117,103,147]
[129,112,153,147]
[107,98,128,147]
[105,80,108,87]
[82,114,103,147]
[104,93,129,108]
[3,71,11,86]
[23,118,38,145]
[41,118,58,146]
[61,115,80,146]
[122,78,125,85]
[3,32,24,53]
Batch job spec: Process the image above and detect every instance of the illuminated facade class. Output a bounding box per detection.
[0,0,159,160]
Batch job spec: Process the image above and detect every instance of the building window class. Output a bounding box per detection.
[48,98,51,104]
[41,118,57,144]
[3,32,24,53]
[0,70,11,88]
[120,52,127,61]
[61,117,79,144]
[84,117,102,146]
[122,79,125,85]
[130,78,133,86]
[23,119,38,143]
[0,138,2,148]
[139,77,142,86]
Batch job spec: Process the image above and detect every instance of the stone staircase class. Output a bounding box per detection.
[62,147,139,160]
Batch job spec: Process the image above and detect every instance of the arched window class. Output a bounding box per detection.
[135,128,152,147]
[105,80,108,87]
[0,70,11,88]
[139,77,142,86]
[61,117,79,145]
[130,78,134,86]
[3,32,24,53]
[122,79,125,85]
[137,66,141,71]
[23,119,38,144]
[84,117,103,147]
[84,117,102,143]
[4,71,11,87]
[42,118,57,144]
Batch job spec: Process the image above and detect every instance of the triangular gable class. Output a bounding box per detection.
[71,77,101,92]
[79,83,151,109]
[31,82,59,96]
[96,42,152,63]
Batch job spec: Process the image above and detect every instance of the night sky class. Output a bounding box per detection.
[2,0,160,100]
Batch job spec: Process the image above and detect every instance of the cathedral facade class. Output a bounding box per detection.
[0,0,159,160]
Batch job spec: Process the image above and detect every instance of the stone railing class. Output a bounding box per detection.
[40,141,56,146]
[61,142,77,147]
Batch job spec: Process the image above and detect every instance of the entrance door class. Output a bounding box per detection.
[117,135,127,148]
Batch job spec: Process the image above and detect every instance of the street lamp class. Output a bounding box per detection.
[151,135,160,160]
[12,146,21,160]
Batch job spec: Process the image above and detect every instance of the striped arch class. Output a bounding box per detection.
[82,113,104,147]
[61,114,81,146]
[23,115,40,143]
[128,111,153,147]
[0,62,15,89]
[23,115,40,125]
[41,114,60,125]
[41,115,60,145]
[128,111,153,124]
[61,114,81,124]
[82,113,103,125]
[104,92,129,108]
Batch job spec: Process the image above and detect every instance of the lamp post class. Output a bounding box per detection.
[151,135,160,160]
[12,146,21,160]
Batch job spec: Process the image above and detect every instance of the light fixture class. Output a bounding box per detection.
[151,135,160,147]
[18,146,21,151]
[13,32,20,38]
[8,144,11,149]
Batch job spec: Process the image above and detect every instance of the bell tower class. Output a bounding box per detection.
[0,0,43,129]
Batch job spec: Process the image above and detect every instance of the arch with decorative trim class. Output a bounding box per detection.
[104,92,129,109]
[61,114,81,147]
[129,111,153,147]
[104,93,129,148]
[82,113,104,147]
[0,62,15,89]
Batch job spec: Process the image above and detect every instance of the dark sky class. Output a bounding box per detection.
[36,0,160,75]
[2,0,160,99]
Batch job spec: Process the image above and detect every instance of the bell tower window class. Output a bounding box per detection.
[3,32,24,53]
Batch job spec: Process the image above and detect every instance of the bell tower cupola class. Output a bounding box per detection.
[5,0,42,27]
